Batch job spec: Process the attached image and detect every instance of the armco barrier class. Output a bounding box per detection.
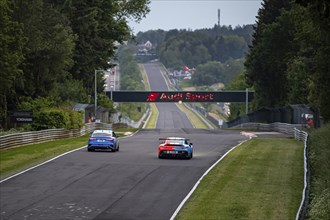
[294,128,309,220]
[231,122,305,136]
[0,123,112,149]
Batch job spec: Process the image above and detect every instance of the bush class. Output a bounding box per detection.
[16,97,85,131]
[308,189,330,220]
[69,110,84,129]
[32,109,70,130]
[32,109,84,130]
[307,124,330,219]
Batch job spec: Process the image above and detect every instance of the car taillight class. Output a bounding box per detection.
[107,138,114,141]
[89,138,96,141]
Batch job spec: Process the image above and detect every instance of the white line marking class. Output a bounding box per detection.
[0,146,86,183]
[170,140,248,220]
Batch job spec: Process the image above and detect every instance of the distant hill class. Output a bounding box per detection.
[132,24,255,69]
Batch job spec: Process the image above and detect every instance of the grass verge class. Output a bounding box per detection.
[139,64,151,91]
[176,103,210,129]
[0,134,90,180]
[176,138,304,220]
[138,63,158,129]
[144,103,158,128]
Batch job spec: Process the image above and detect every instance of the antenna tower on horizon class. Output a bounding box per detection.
[218,9,220,27]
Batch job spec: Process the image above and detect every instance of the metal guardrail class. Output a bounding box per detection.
[294,128,308,141]
[231,122,306,136]
[0,123,112,149]
[294,128,309,220]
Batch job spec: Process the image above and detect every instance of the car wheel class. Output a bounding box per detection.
[158,154,162,159]
[88,148,94,152]
[190,152,193,159]
[117,144,119,151]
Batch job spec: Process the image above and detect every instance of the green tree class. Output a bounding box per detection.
[135,29,166,48]
[98,93,115,114]
[1,0,151,130]
[50,79,88,103]
[159,46,183,68]
[60,0,150,95]
[245,0,294,108]
[245,0,330,121]
[223,35,247,60]
[12,0,75,98]
[286,57,309,104]
[118,45,144,91]
[193,61,225,86]
[0,0,24,127]
[158,28,251,69]
[295,0,330,122]
[223,59,245,83]
[192,44,210,65]
[226,73,249,120]
[117,44,146,121]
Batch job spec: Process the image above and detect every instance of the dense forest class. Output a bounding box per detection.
[0,0,150,128]
[157,26,252,68]
[1,0,329,129]
[244,0,330,122]
[134,0,330,123]
[134,25,252,87]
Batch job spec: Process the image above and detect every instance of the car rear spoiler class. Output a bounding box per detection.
[159,138,189,144]
[159,138,189,141]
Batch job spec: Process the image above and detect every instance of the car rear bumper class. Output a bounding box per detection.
[88,144,116,151]
[159,150,190,158]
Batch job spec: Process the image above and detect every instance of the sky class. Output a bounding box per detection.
[128,0,263,34]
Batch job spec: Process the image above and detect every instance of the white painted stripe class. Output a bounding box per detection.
[295,131,308,220]
[0,133,137,183]
[170,140,248,220]
[0,146,86,183]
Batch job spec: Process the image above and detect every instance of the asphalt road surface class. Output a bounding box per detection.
[143,63,193,129]
[0,63,248,220]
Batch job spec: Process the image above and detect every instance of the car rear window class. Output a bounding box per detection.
[93,133,112,137]
[165,140,184,145]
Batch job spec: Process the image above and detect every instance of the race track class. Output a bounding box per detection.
[144,63,193,129]
[0,63,248,220]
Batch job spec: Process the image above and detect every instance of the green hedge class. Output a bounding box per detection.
[69,110,84,129]
[32,109,83,130]
[307,124,330,219]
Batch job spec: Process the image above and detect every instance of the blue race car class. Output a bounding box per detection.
[158,137,193,159]
[87,130,119,152]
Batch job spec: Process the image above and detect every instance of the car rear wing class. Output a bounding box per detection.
[159,138,190,144]
[159,138,189,140]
